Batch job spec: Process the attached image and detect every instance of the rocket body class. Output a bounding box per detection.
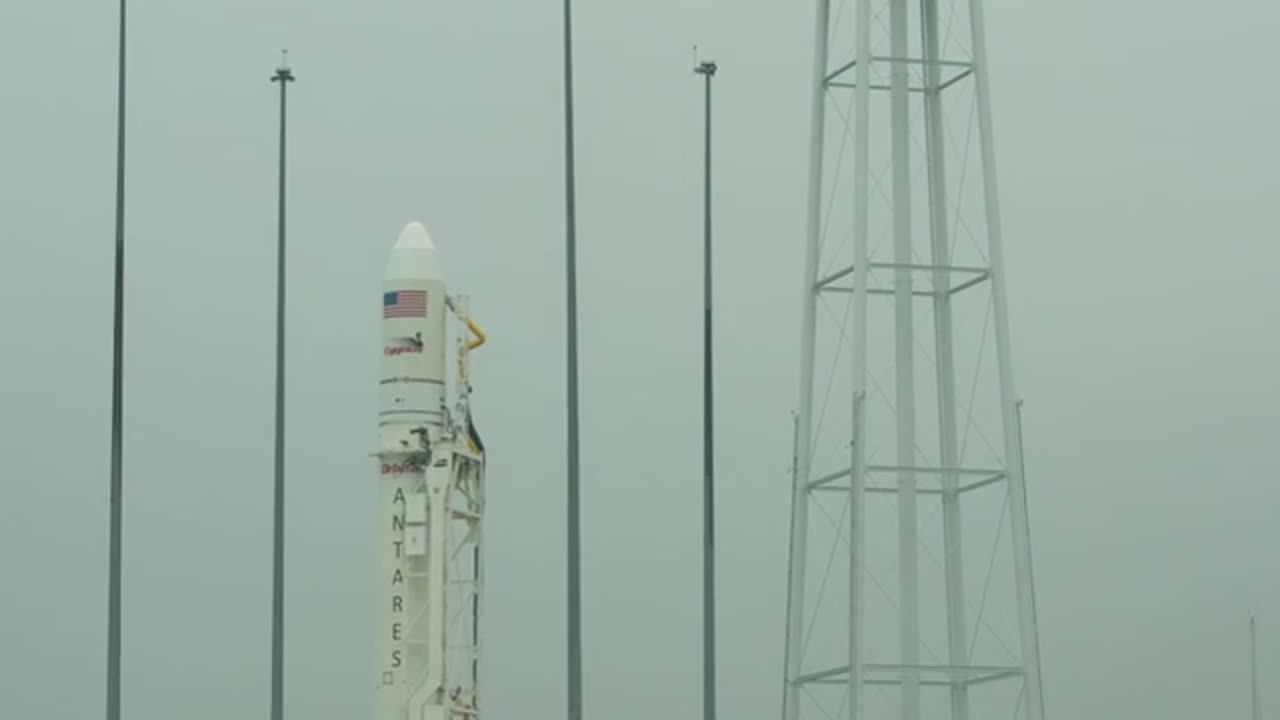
[375,222,449,720]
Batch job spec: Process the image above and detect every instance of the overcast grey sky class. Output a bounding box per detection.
[1,1,1277,719]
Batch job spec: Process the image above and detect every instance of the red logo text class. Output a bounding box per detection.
[382,463,423,475]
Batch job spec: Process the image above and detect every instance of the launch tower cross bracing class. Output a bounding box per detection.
[781,0,1048,718]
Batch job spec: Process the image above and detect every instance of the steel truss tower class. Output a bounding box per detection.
[782,0,1047,719]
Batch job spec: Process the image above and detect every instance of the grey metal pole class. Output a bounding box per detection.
[1252,614,1262,720]
[562,2,582,719]
[270,54,295,720]
[693,58,718,720]
[106,0,126,717]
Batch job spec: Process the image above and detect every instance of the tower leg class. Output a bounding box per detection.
[847,0,874,716]
[887,0,920,716]
[783,1,832,718]
[968,0,1047,715]
[919,0,971,717]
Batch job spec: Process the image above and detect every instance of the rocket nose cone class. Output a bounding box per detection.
[385,221,445,281]
[395,221,436,251]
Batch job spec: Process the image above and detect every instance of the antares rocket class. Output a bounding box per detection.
[374,221,486,720]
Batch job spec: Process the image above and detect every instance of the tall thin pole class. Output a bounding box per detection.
[693,58,718,720]
[270,54,295,720]
[1252,614,1262,720]
[780,411,798,720]
[106,0,127,717]
[561,1,582,719]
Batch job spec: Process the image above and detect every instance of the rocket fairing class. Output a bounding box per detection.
[380,222,448,438]
[374,222,486,720]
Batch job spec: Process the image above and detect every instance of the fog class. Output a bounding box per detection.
[1,1,1276,719]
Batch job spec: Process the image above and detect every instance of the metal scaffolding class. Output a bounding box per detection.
[781,1,1048,718]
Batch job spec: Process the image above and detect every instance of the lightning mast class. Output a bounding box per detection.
[269,52,295,720]
[781,0,1048,718]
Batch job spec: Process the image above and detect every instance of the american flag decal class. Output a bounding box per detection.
[383,290,427,318]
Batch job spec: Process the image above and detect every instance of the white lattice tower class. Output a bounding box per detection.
[781,1,1047,719]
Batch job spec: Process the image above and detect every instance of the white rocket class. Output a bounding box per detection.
[374,221,487,720]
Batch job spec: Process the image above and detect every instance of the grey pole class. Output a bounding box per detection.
[693,58,718,720]
[270,53,295,720]
[106,0,126,717]
[561,2,582,719]
[1252,614,1262,720]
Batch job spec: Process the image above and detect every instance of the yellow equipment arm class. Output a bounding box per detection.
[464,317,486,352]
